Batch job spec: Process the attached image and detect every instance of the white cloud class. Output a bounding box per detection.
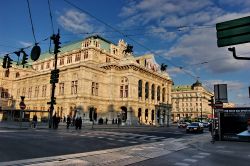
[119,0,215,27]
[165,26,250,73]
[58,9,96,34]
[19,41,33,47]
[119,1,250,74]
[146,26,177,41]
[204,79,244,90]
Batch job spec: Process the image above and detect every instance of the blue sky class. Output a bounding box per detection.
[1,0,250,106]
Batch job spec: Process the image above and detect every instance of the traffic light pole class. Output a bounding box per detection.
[48,32,60,128]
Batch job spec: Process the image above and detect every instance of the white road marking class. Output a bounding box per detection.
[183,159,197,163]
[192,155,205,159]
[129,141,138,144]
[199,152,210,156]
[174,162,190,166]
[118,139,126,142]
[107,138,114,140]
[98,137,104,139]
[216,150,233,153]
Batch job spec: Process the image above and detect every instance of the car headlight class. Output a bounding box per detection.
[194,128,197,130]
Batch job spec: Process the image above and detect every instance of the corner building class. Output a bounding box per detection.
[1,35,173,126]
[171,81,213,122]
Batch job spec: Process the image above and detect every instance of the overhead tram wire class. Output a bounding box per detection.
[0,37,50,58]
[48,0,55,34]
[62,0,207,82]
[26,0,37,43]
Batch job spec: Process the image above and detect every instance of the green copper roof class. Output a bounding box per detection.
[173,85,192,91]
[38,40,82,61]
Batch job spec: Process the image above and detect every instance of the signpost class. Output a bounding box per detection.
[214,101,223,109]
[19,96,26,110]
[216,16,250,47]
[19,96,26,128]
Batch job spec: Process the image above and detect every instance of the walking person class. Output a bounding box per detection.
[75,117,79,130]
[32,114,37,128]
[52,114,57,129]
[209,122,215,144]
[66,115,71,129]
[79,117,82,129]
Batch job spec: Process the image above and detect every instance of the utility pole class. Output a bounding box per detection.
[48,30,61,128]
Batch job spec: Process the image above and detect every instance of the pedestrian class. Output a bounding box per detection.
[52,114,57,129]
[105,118,108,125]
[209,122,215,143]
[32,114,37,128]
[75,117,79,130]
[79,117,82,129]
[66,115,71,129]
[56,116,60,129]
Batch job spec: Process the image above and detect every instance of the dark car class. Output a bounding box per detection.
[178,121,190,128]
[186,122,204,133]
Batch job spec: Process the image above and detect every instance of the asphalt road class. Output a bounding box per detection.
[0,126,203,162]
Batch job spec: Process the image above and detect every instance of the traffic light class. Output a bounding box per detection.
[208,96,214,107]
[21,50,29,66]
[51,97,56,105]
[2,55,7,68]
[7,56,13,68]
[51,33,61,54]
[50,69,59,84]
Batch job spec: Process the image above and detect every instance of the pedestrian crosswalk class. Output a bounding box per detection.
[174,152,211,166]
[58,130,170,144]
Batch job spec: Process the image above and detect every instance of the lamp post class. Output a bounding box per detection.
[201,97,203,122]
[48,31,61,129]
[197,93,203,122]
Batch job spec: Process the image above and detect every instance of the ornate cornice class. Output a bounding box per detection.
[100,63,171,82]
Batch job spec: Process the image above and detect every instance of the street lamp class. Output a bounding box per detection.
[197,93,203,122]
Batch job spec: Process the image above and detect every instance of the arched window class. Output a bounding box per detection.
[138,108,142,123]
[5,69,9,77]
[151,84,155,100]
[145,82,149,99]
[16,72,20,78]
[162,88,166,102]
[157,86,160,101]
[151,110,155,122]
[120,77,129,98]
[145,109,148,123]
[138,80,142,98]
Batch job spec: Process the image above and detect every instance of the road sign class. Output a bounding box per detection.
[19,102,26,110]
[216,16,250,47]
[214,84,228,103]
[214,102,223,109]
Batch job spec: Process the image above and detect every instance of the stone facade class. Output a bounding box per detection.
[171,81,213,122]
[0,35,172,126]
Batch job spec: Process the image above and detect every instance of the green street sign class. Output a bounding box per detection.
[216,16,250,47]
[217,34,250,47]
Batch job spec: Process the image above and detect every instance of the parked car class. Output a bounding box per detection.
[186,122,204,133]
[178,121,190,128]
[202,122,210,128]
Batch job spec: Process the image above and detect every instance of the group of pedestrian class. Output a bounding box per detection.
[75,117,82,129]
[66,115,82,129]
